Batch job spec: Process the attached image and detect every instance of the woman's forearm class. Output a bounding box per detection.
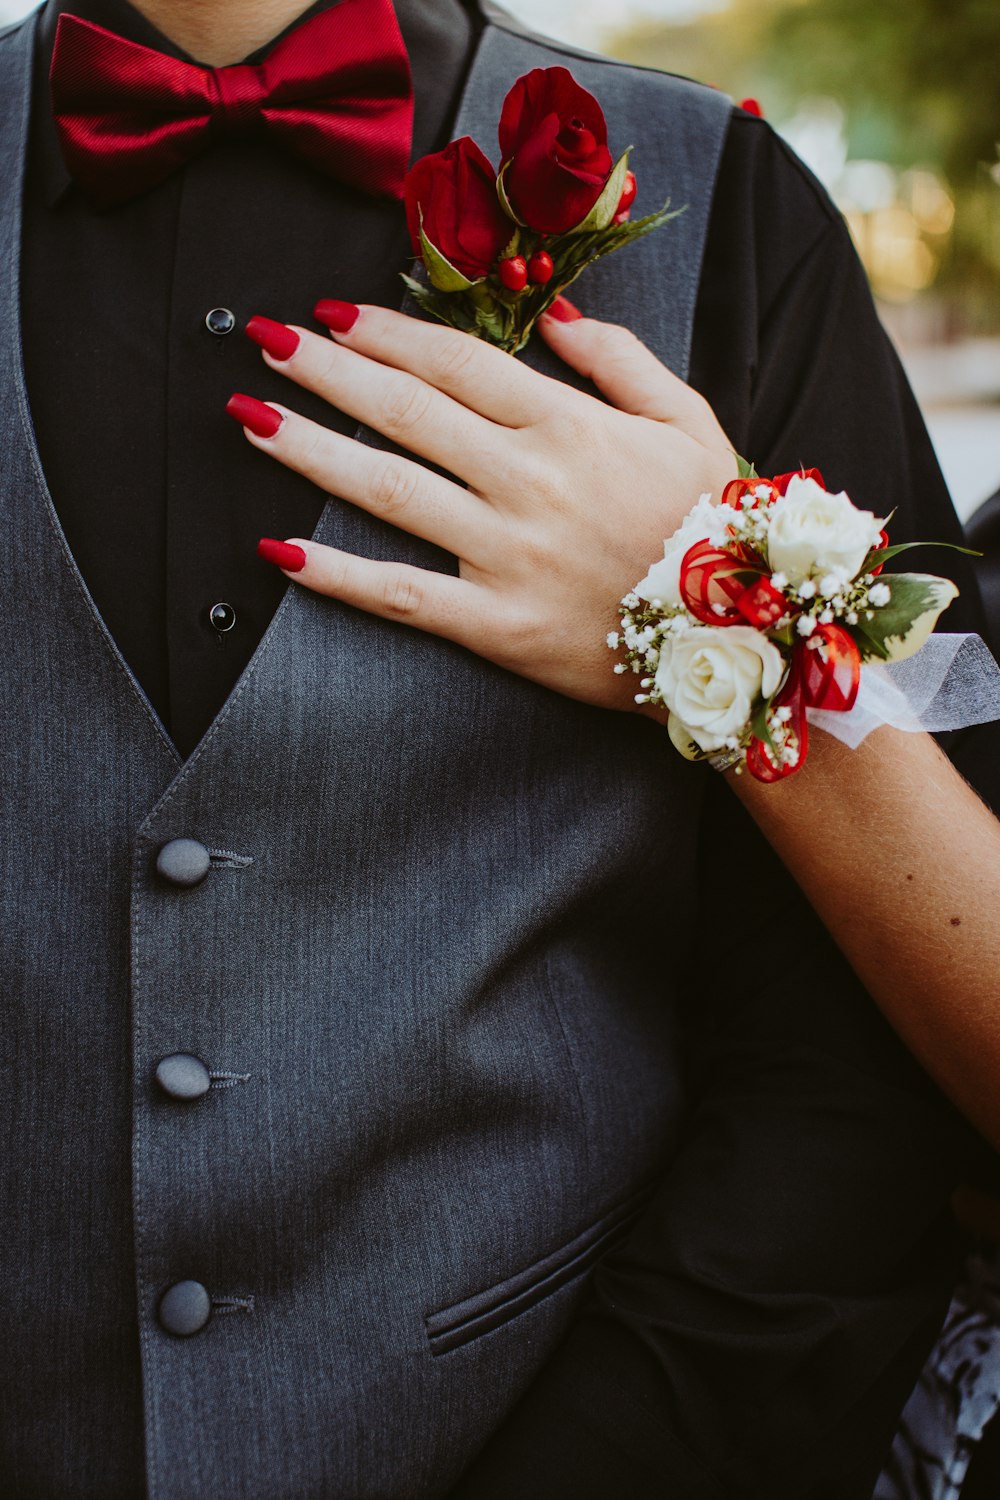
[728,726,1000,1149]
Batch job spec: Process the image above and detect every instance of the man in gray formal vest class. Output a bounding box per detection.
[0,0,990,1495]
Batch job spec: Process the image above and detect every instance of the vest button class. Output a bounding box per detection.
[156,838,211,887]
[158,1281,212,1337]
[155,1053,212,1101]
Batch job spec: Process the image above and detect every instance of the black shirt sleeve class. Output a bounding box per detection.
[691,112,982,633]
[449,112,989,1500]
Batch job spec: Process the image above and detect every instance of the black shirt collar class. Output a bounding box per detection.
[33,0,482,208]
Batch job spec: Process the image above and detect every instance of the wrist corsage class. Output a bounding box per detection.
[401,67,680,354]
[610,465,997,783]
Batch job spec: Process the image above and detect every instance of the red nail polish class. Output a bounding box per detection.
[257,537,306,572]
[545,296,583,323]
[313,299,360,334]
[245,316,300,361]
[226,393,283,438]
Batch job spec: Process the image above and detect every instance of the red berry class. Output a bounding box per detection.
[616,169,637,215]
[739,97,763,118]
[527,250,554,285]
[498,256,528,292]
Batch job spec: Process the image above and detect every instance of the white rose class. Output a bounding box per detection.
[767,475,883,585]
[655,625,785,752]
[634,493,730,608]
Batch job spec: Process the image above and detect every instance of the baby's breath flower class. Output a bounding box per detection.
[869,582,891,607]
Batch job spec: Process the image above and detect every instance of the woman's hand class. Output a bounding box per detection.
[232,298,736,711]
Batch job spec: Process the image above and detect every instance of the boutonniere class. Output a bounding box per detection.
[402,66,680,354]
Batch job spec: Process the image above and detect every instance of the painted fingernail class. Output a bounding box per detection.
[226,393,283,438]
[245,315,300,361]
[313,299,360,334]
[257,537,306,572]
[544,296,583,323]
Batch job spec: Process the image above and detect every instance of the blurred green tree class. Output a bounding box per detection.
[610,0,1000,325]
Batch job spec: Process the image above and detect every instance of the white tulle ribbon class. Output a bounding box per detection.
[807,633,1000,749]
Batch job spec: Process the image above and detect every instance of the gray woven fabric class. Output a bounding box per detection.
[0,8,731,1496]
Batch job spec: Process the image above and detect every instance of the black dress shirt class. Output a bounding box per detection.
[18,3,992,1496]
[22,0,475,756]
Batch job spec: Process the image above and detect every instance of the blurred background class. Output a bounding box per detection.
[3,0,998,518]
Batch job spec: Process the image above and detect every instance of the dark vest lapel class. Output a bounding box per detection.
[0,10,181,773]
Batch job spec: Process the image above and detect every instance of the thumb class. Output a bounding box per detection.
[538,297,723,443]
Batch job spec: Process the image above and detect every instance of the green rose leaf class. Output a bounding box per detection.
[861,538,981,574]
[496,163,526,226]
[569,149,632,234]
[750,692,779,754]
[667,714,708,761]
[850,572,959,662]
[419,223,476,293]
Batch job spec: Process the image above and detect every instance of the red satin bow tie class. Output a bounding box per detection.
[49,1,414,209]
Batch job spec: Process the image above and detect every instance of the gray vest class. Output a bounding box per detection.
[0,8,730,1496]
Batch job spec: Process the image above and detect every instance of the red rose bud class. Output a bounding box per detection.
[498,66,613,234]
[404,137,512,283]
[616,169,637,215]
[498,256,528,292]
[527,250,554,284]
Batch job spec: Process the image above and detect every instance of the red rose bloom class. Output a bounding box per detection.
[404,136,512,282]
[498,67,614,234]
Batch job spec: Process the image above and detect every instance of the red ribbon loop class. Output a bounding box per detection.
[679,539,757,625]
[772,467,825,495]
[721,477,779,510]
[746,658,808,782]
[735,576,788,629]
[799,624,861,714]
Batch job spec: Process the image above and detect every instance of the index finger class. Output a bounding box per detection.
[313,300,568,428]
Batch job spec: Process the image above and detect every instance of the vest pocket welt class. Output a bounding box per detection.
[425,1189,650,1356]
